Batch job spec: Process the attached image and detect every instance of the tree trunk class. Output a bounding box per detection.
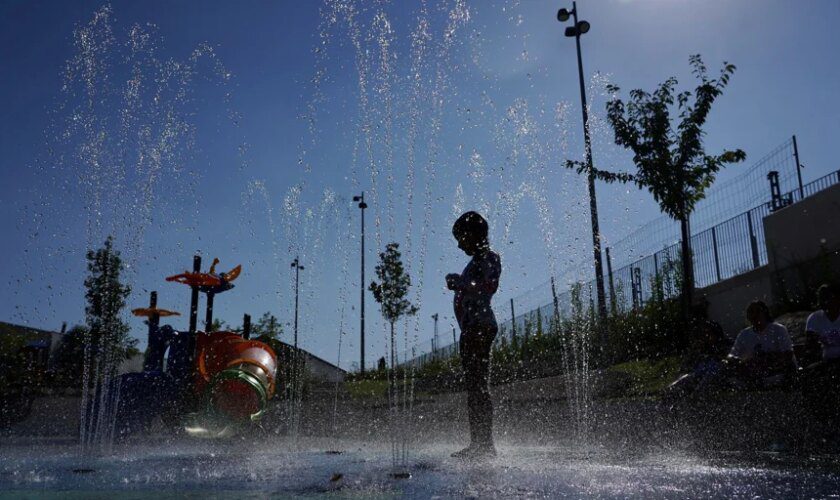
[679,214,694,324]
[390,321,395,369]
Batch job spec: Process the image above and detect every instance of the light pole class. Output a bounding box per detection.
[557,2,608,325]
[431,313,439,359]
[291,256,305,351]
[352,193,368,374]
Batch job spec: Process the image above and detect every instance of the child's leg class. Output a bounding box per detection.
[462,328,496,448]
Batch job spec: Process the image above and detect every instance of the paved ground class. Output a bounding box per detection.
[2,437,840,498]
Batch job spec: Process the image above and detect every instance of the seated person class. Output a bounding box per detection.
[724,300,797,388]
[666,319,729,398]
[801,283,840,424]
[804,284,840,370]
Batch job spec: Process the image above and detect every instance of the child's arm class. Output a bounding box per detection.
[446,273,462,291]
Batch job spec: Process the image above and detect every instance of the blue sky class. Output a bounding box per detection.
[1,0,839,369]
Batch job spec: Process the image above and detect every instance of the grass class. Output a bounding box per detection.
[608,355,683,397]
[344,379,389,400]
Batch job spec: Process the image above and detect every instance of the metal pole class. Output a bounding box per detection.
[204,293,215,332]
[510,298,517,339]
[354,193,368,374]
[570,1,607,325]
[292,257,303,351]
[183,255,201,408]
[747,212,760,269]
[360,197,366,374]
[143,291,160,373]
[792,135,804,201]
[432,313,439,360]
[243,313,251,339]
[148,291,159,339]
[712,226,722,283]
[605,248,616,313]
[188,255,201,335]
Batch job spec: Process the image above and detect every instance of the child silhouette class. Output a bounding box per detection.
[446,211,501,459]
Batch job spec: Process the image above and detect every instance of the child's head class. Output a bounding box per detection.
[452,211,489,256]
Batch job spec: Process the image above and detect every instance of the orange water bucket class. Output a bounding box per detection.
[194,331,277,421]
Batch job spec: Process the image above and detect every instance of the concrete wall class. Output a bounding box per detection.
[697,182,840,336]
[763,182,840,305]
[764,183,840,269]
[698,265,773,336]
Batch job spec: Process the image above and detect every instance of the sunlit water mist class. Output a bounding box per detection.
[12,0,644,461]
[269,0,642,459]
[16,5,242,455]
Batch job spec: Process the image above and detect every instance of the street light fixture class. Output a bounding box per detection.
[352,193,368,374]
[557,1,608,326]
[291,256,305,351]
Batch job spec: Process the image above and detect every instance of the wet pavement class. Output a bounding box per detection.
[3,438,840,498]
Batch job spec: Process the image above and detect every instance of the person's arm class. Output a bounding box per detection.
[805,312,822,351]
[446,273,463,291]
[728,330,748,360]
[449,255,500,295]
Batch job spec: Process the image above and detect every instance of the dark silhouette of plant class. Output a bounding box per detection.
[570,55,746,318]
[369,243,418,368]
[84,236,136,363]
[209,318,228,332]
[52,325,89,387]
[253,312,283,340]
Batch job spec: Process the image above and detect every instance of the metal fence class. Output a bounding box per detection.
[402,138,839,368]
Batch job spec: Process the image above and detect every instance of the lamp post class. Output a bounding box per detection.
[557,2,607,325]
[291,256,305,351]
[431,313,439,359]
[352,193,368,373]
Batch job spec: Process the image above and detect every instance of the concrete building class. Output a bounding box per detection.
[0,321,65,371]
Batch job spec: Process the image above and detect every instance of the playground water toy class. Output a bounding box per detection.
[166,258,241,294]
[117,256,278,438]
[194,330,277,422]
[131,307,181,318]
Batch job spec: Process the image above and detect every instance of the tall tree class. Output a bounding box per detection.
[84,236,136,360]
[571,55,745,320]
[369,243,418,368]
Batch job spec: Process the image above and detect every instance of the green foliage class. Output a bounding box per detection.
[84,236,137,358]
[581,55,745,221]
[209,318,228,332]
[253,312,283,339]
[606,256,686,363]
[572,54,745,313]
[608,356,683,397]
[51,325,89,388]
[369,243,419,326]
[345,378,390,399]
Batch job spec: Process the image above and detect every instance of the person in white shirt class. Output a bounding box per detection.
[805,284,840,363]
[801,284,840,432]
[726,300,797,386]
